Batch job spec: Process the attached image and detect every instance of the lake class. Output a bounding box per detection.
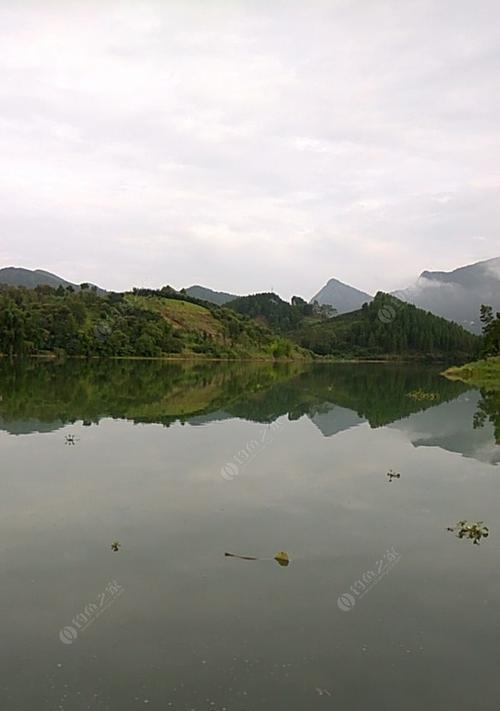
[0,359,499,710]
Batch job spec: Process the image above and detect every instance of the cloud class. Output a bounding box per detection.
[0,0,499,298]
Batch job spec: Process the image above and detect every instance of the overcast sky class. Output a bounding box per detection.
[1,0,499,299]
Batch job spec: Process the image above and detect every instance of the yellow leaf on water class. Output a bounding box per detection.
[274,551,290,567]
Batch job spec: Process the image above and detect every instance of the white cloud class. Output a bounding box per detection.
[0,0,499,298]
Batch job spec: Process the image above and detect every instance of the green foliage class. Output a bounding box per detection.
[294,292,480,359]
[226,292,336,337]
[0,285,306,360]
[227,292,309,333]
[480,304,500,357]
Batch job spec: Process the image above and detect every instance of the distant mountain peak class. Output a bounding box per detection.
[309,277,372,314]
[184,284,239,305]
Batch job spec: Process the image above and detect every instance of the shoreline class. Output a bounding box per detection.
[443,356,500,388]
[0,352,460,365]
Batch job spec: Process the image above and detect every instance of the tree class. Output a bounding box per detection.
[480,304,500,357]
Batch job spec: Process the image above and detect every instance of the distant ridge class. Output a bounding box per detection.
[392,256,500,333]
[309,277,373,314]
[0,267,104,292]
[184,284,239,305]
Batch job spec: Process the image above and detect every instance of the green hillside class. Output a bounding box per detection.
[226,292,335,332]
[294,292,481,360]
[225,290,480,360]
[0,285,308,360]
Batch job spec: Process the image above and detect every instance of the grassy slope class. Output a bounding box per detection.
[126,294,309,360]
[128,295,224,336]
[443,356,500,388]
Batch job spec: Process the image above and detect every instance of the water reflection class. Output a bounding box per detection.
[0,358,498,464]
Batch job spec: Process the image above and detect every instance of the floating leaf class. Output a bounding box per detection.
[274,551,290,567]
[111,541,121,552]
[224,550,290,566]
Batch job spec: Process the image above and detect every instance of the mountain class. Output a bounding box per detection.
[0,266,103,292]
[184,284,239,305]
[295,292,480,359]
[310,277,372,313]
[392,257,500,333]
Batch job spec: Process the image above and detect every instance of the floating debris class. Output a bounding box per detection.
[111,541,121,552]
[386,469,400,482]
[225,550,290,567]
[65,434,78,445]
[225,552,258,561]
[447,521,489,545]
[274,551,290,567]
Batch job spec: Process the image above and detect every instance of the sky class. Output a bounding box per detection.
[1,0,499,300]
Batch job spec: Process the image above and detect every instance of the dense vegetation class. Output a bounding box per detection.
[226,292,336,334]
[294,293,481,359]
[0,283,483,362]
[225,291,479,360]
[444,305,500,386]
[480,304,500,357]
[228,293,309,332]
[0,284,306,360]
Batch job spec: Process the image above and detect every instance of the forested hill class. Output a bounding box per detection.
[294,292,481,360]
[0,285,308,360]
[226,292,336,332]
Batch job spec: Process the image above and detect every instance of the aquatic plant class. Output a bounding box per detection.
[406,389,440,401]
[386,469,400,482]
[447,521,489,545]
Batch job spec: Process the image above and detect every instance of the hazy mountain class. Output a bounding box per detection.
[309,277,372,313]
[392,257,500,333]
[185,284,239,305]
[0,267,103,292]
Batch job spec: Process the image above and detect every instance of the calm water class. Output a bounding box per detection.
[0,359,499,711]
